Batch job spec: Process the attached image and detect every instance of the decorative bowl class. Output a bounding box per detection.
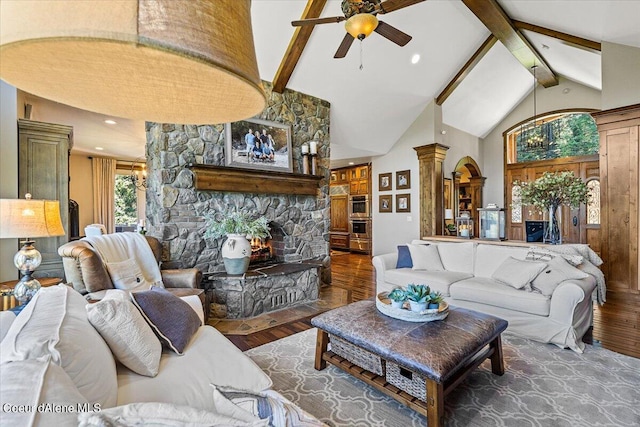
[376,292,449,322]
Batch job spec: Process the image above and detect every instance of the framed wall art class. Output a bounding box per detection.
[379,172,392,191]
[396,193,411,213]
[396,170,411,190]
[379,194,392,213]
[225,118,293,172]
[444,178,452,210]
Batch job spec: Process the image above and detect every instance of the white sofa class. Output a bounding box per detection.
[0,285,322,426]
[373,240,598,353]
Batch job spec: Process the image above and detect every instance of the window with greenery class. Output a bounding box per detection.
[115,174,138,227]
[506,112,599,164]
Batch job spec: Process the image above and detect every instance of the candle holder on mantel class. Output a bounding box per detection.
[309,153,317,175]
[301,144,310,174]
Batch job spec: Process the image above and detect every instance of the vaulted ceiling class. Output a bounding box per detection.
[23,0,640,164]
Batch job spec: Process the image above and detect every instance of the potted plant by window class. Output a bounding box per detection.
[516,171,589,244]
[388,288,407,309]
[428,292,443,309]
[204,211,271,275]
[405,284,431,312]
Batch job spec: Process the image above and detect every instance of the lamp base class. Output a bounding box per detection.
[13,274,41,305]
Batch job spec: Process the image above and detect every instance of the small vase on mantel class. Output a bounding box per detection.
[544,204,562,245]
[221,234,251,275]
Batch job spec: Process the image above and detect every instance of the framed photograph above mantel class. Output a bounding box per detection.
[225,118,293,173]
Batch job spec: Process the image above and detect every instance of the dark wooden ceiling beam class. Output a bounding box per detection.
[436,35,497,105]
[512,20,601,52]
[462,0,558,87]
[272,0,328,94]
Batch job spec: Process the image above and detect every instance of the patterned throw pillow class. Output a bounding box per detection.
[531,256,589,296]
[212,385,324,427]
[526,247,583,266]
[130,287,201,355]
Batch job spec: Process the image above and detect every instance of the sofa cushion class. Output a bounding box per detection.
[395,245,413,268]
[0,285,118,408]
[86,291,162,377]
[384,269,473,296]
[450,277,551,316]
[532,256,589,296]
[435,242,475,273]
[407,244,444,271]
[131,286,201,355]
[1,359,89,427]
[116,325,273,411]
[473,244,531,278]
[491,257,547,290]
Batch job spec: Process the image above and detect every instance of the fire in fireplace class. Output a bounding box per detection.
[249,221,285,266]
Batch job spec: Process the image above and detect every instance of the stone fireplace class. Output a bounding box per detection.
[144,82,331,319]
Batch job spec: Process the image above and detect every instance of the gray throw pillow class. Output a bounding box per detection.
[130,287,201,355]
[491,257,547,290]
[532,256,589,296]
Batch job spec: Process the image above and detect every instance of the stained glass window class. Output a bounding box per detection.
[511,184,522,224]
[587,179,600,225]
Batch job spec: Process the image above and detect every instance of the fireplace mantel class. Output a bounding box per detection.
[188,164,323,195]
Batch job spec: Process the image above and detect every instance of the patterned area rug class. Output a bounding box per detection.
[245,328,640,427]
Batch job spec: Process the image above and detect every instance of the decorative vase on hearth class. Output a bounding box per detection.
[221,234,251,275]
[544,203,562,245]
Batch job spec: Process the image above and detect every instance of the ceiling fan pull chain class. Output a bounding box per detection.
[359,40,364,70]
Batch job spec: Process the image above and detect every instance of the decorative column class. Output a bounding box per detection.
[468,176,486,238]
[414,143,449,237]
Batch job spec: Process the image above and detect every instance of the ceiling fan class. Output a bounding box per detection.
[292,0,426,59]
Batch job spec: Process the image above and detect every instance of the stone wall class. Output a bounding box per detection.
[145,82,331,281]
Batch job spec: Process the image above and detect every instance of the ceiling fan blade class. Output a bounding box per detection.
[374,21,412,46]
[292,16,346,27]
[378,0,426,14]
[334,33,355,59]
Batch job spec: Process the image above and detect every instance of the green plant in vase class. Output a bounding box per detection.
[515,171,589,245]
[406,284,431,312]
[388,287,407,309]
[428,291,443,309]
[204,211,271,275]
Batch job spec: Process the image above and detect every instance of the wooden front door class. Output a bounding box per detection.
[505,156,599,245]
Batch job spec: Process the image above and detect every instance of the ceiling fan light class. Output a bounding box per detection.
[0,0,266,125]
[345,13,379,40]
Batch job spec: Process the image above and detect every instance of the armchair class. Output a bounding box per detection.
[58,235,202,298]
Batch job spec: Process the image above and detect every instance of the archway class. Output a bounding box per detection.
[452,156,484,237]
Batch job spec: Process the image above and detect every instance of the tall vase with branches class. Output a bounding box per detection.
[516,171,589,245]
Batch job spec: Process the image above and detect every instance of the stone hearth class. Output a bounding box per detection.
[206,262,320,319]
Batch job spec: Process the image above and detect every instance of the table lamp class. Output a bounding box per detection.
[0,194,65,304]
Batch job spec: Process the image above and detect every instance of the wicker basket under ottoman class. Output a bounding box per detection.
[386,361,427,401]
[329,334,385,376]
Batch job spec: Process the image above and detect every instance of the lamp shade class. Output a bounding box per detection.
[345,13,379,39]
[0,198,65,239]
[0,0,266,125]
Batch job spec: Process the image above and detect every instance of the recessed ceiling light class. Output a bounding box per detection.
[104,119,117,125]
[95,147,104,150]
[348,162,355,165]
[411,54,420,64]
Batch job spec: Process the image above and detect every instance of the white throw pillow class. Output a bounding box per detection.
[105,258,151,291]
[77,402,268,427]
[1,359,89,427]
[86,293,162,377]
[407,244,445,271]
[0,285,118,408]
[532,256,590,296]
[491,257,547,290]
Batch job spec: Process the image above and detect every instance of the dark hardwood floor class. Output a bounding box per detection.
[225,252,376,351]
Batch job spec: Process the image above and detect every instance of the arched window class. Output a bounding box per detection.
[586,179,601,225]
[511,184,522,224]
[506,112,598,164]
